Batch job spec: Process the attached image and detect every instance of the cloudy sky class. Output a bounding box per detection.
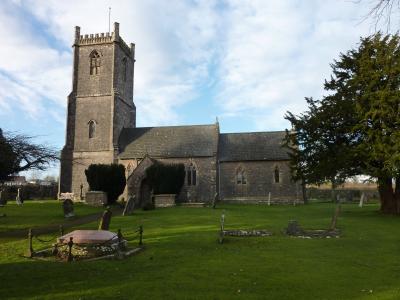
[0,0,393,177]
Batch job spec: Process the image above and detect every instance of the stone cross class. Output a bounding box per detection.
[63,199,75,218]
[122,195,135,216]
[16,188,22,206]
[99,207,112,230]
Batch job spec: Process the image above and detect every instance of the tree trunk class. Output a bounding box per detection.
[378,177,397,214]
[395,177,400,215]
[302,182,308,204]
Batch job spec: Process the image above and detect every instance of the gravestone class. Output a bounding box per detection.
[212,192,218,209]
[122,196,135,216]
[0,189,6,206]
[98,207,112,230]
[63,199,75,218]
[286,220,304,235]
[15,188,22,206]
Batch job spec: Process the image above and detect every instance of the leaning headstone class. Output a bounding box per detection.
[98,207,112,230]
[0,189,6,206]
[63,199,75,218]
[16,188,22,206]
[359,192,365,208]
[212,192,218,209]
[122,196,135,216]
[286,220,304,236]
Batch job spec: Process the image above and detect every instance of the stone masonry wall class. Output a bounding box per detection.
[76,43,113,97]
[70,151,114,199]
[156,157,217,203]
[219,160,301,204]
[120,157,217,203]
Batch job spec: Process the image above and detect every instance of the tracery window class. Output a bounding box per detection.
[236,167,247,185]
[90,50,101,75]
[274,166,280,183]
[187,163,197,186]
[88,120,96,139]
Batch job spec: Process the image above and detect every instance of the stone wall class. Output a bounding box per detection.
[219,160,301,204]
[121,156,217,203]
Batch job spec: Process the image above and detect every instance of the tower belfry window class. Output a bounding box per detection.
[88,120,96,139]
[90,50,101,75]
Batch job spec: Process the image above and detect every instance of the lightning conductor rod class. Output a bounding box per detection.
[108,7,111,33]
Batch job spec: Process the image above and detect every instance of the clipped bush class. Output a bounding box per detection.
[145,162,185,195]
[85,164,126,204]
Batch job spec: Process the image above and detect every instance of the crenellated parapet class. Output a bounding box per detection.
[79,32,113,44]
[74,23,134,57]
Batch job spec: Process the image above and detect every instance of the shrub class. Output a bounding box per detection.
[85,164,126,204]
[145,162,185,194]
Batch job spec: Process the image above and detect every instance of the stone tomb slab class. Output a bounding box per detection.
[58,230,118,245]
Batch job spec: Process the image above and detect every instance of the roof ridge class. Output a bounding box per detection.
[220,130,286,135]
[124,124,216,130]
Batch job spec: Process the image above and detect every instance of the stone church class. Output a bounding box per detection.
[59,23,301,205]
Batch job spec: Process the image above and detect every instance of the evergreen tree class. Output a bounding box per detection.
[286,33,400,214]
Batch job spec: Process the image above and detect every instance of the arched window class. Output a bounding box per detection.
[88,120,96,139]
[90,50,101,75]
[274,166,280,183]
[122,57,127,82]
[236,167,246,185]
[187,163,197,186]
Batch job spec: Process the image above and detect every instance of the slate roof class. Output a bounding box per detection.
[118,124,218,159]
[218,131,290,162]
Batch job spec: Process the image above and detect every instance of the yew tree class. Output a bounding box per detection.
[286,33,400,214]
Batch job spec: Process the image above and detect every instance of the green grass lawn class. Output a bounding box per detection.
[0,203,399,299]
[0,201,104,233]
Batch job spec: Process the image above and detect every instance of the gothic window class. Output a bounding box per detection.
[122,57,127,82]
[274,166,280,183]
[88,120,96,139]
[90,50,101,75]
[236,167,247,185]
[187,163,197,186]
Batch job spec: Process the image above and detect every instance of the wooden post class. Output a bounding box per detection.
[59,225,64,236]
[268,192,271,206]
[67,237,74,262]
[27,229,34,258]
[139,225,143,246]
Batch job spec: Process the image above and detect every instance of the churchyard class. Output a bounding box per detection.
[0,201,399,299]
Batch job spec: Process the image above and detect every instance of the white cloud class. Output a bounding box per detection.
[0,0,389,135]
[215,0,375,130]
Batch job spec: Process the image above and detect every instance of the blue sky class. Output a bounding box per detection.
[0,0,394,178]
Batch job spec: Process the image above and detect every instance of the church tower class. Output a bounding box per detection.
[59,23,136,198]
